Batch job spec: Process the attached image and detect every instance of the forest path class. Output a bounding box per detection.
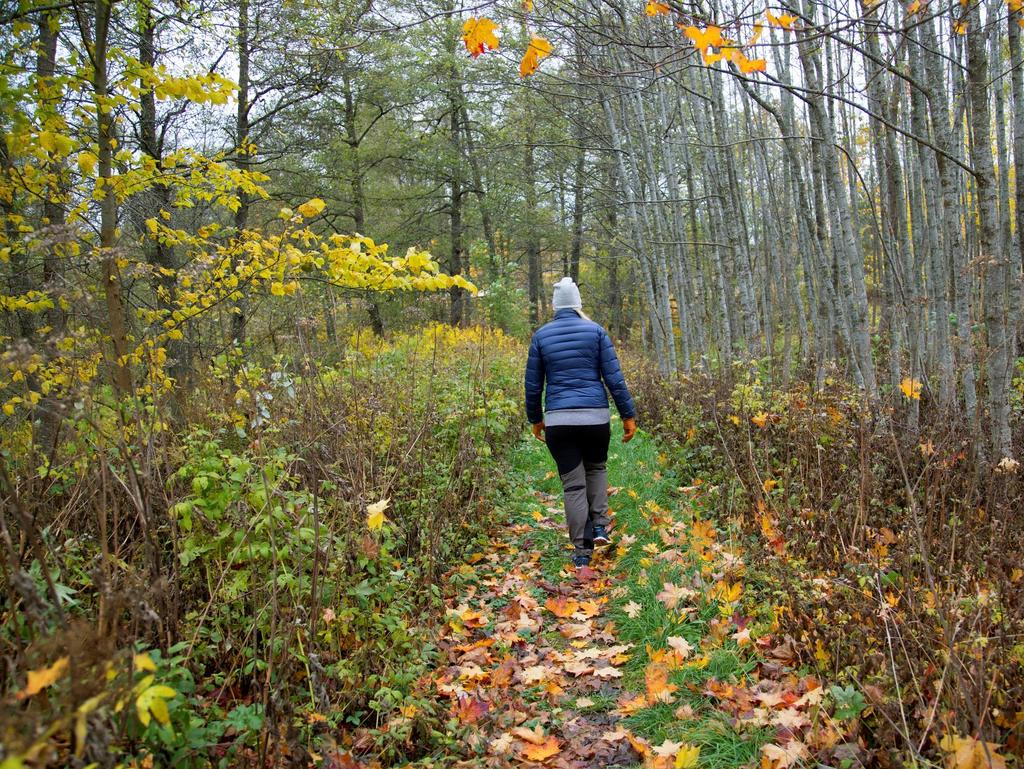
[418,423,838,769]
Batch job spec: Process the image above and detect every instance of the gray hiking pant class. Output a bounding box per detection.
[545,423,611,558]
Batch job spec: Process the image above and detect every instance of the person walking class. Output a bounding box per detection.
[524,277,638,570]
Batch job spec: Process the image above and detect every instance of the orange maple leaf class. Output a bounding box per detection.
[520,36,553,77]
[545,596,579,618]
[522,735,561,762]
[616,692,649,714]
[462,17,499,58]
[645,0,671,15]
[733,52,765,72]
[645,663,679,704]
[684,24,723,51]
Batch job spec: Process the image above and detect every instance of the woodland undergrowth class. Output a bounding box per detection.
[0,325,521,767]
[629,359,1024,768]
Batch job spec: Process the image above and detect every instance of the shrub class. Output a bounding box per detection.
[628,357,1024,765]
[0,324,523,767]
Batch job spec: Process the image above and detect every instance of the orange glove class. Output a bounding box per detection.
[532,422,546,442]
[622,417,637,443]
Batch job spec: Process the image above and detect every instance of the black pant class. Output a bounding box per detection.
[545,423,611,556]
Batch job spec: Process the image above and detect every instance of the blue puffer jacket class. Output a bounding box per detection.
[524,309,636,424]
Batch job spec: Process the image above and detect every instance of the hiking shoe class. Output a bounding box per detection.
[593,525,610,546]
[572,554,591,569]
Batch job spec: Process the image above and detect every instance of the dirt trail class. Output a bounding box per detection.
[431,487,638,767]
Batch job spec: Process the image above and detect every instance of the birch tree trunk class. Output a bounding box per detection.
[967,2,1013,458]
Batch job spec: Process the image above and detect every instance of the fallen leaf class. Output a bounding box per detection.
[774,708,810,729]
[490,732,515,755]
[675,744,701,768]
[522,735,561,762]
[732,627,752,646]
[667,636,694,659]
[761,740,809,768]
[564,661,594,677]
[520,665,548,684]
[513,725,547,745]
[602,727,630,742]
[674,704,696,719]
[645,663,678,704]
[940,733,1008,769]
[560,622,593,639]
[546,596,580,618]
[454,696,489,724]
[657,582,696,609]
[653,739,685,756]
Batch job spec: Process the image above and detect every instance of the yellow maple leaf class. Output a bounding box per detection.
[645,0,671,15]
[814,638,830,667]
[462,17,500,58]
[765,10,798,28]
[520,36,553,77]
[297,198,325,218]
[17,656,69,700]
[953,19,967,34]
[763,477,778,492]
[713,581,742,603]
[367,498,390,530]
[939,733,1007,769]
[752,411,769,428]
[675,744,701,769]
[78,151,97,176]
[899,377,922,400]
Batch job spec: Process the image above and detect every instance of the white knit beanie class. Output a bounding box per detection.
[552,277,582,310]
